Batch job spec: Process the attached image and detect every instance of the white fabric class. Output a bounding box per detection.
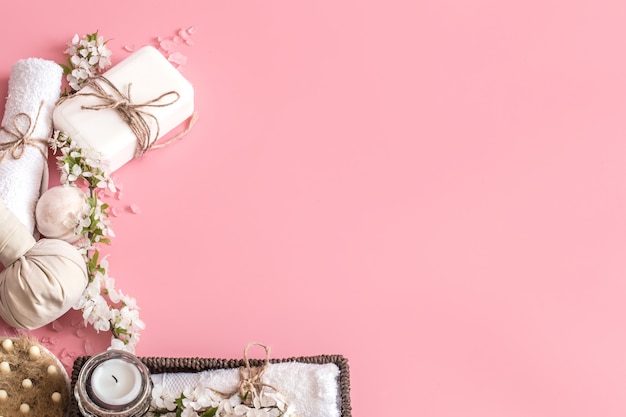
[0,199,88,330]
[0,58,62,234]
[151,362,341,417]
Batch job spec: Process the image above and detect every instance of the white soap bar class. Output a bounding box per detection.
[53,46,194,172]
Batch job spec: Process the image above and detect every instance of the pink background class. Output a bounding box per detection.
[1,0,626,415]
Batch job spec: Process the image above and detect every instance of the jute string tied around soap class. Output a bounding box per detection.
[0,101,50,163]
[64,76,196,158]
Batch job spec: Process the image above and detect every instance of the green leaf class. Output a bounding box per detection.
[201,407,218,417]
[175,394,186,417]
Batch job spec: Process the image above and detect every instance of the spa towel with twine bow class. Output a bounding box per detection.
[0,58,62,234]
[147,343,343,417]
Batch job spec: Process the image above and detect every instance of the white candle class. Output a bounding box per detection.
[90,358,143,407]
[0,389,7,401]
[21,379,33,389]
[0,361,10,373]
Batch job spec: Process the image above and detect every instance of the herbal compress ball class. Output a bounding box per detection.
[0,198,88,330]
[35,185,87,243]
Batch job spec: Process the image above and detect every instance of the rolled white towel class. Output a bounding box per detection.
[0,58,63,234]
[151,362,341,417]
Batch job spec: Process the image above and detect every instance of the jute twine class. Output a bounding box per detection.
[61,76,197,159]
[237,342,280,404]
[0,101,50,163]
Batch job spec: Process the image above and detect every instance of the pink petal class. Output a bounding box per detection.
[123,45,135,52]
[168,51,188,66]
[160,39,177,52]
[178,28,190,40]
[51,320,63,332]
[129,204,142,214]
[60,349,77,367]
[40,337,55,348]
[84,339,95,355]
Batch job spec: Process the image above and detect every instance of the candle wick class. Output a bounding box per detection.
[112,375,118,383]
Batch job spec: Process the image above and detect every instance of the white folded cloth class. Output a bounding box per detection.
[151,362,342,417]
[0,58,63,234]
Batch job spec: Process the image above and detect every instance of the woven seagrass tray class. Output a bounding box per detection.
[69,354,351,417]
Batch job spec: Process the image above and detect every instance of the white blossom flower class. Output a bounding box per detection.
[51,126,142,354]
[146,384,296,417]
[109,338,126,351]
[104,277,121,303]
[63,32,112,92]
[152,384,177,411]
[233,405,251,416]
[218,393,242,415]
[83,296,113,332]
[182,386,219,411]
[248,409,272,417]
[181,408,200,417]
[120,293,140,310]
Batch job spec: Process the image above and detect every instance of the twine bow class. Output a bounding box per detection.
[238,342,280,404]
[73,76,191,158]
[0,101,50,163]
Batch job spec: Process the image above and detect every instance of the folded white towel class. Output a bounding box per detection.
[151,362,341,417]
[0,58,63,234]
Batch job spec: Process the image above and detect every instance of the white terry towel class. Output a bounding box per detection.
[151,362,342,417]
[0,58,63,234]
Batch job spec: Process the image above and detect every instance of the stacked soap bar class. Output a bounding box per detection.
[53,46,195,173]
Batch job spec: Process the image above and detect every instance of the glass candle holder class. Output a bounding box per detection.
[74,350,152,417]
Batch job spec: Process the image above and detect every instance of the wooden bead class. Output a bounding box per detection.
[1,339,13,352]
[28,346,41,360]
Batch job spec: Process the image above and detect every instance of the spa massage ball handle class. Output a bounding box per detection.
[0,199,88,330]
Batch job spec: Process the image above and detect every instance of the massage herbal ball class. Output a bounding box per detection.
[0,198,89,330]
[0,337,69,417]
[35,185,87,243]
